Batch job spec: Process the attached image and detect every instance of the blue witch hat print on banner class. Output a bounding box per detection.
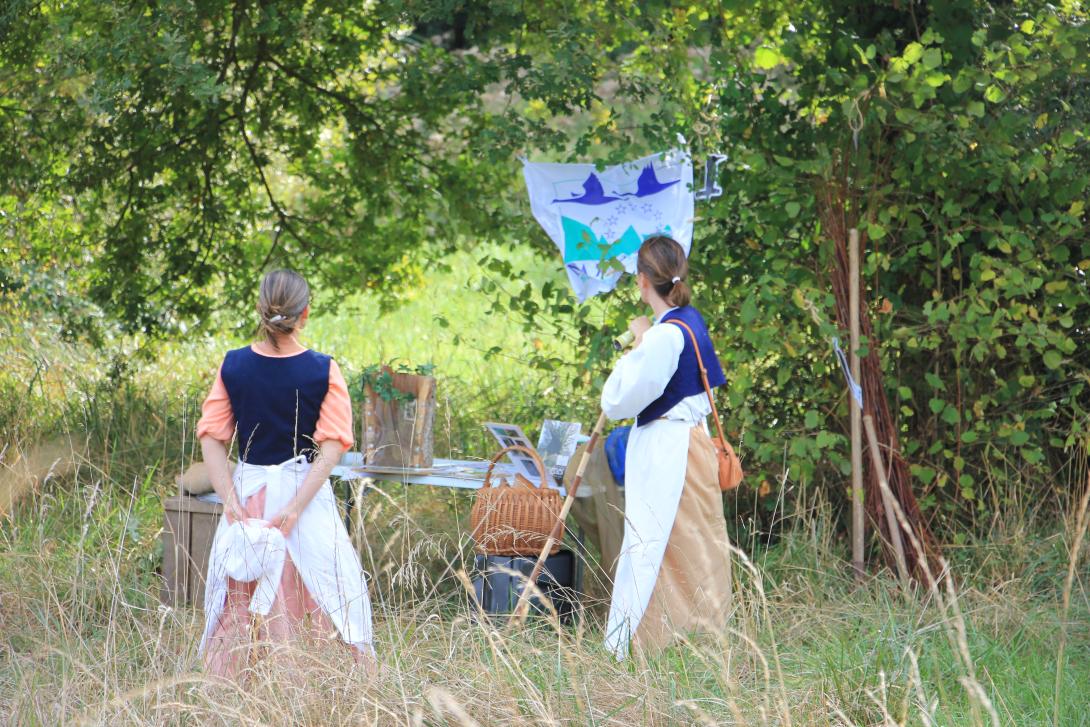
[524,150,695,301]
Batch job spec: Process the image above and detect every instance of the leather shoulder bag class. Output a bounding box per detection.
[665,319,744,491]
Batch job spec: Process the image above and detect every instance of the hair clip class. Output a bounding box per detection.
[268,314,285,323]
[671,276,681,284]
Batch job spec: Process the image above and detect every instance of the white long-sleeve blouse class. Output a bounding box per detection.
[601,313,712,425]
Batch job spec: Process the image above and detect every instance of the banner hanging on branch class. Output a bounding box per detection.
[522,150,694,301]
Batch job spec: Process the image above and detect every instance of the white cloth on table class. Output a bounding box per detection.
[199,455,375,656]
[600,312,712,659]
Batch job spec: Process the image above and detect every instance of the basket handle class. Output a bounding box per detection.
[482,445,549,489]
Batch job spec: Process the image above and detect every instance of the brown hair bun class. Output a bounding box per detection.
[636,235,691,308]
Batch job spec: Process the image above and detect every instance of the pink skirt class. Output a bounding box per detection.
[202,487,362,678]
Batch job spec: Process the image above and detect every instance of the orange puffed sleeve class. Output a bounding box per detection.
[196,365,236,443]
[314,358,354,451]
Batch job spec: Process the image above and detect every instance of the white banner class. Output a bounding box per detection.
[523,150,694,301]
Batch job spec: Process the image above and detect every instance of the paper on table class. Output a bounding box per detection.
[537,419,583,480]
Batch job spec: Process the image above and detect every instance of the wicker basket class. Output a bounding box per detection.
[469,445,563,556]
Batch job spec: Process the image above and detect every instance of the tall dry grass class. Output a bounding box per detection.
[2,433,1087,726]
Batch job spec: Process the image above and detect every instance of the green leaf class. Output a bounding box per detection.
[740,295,758,325]
[984,85,1006,103]
[924,72,947,88]
[785,201,801,218]
[1043,350,1063,369]
[941,405,961,425]
[776,366,792,387]
[910,464,936,484]
[929,398,946,414]
[754,47,782,69]
[922,48,943,69]
[1009,430,1030,446]
[903,42,924,64]
[804,410,820,429]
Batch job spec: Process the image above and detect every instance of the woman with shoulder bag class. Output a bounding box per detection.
[601,235,739,659]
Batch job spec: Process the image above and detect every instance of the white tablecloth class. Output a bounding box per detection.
[197,456,579,504]
[332,457,577,496]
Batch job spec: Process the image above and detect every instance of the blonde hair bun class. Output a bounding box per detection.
[258,270,310,349]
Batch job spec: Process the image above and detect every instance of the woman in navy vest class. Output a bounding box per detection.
[196,269,374,677]
[601,236,733,659]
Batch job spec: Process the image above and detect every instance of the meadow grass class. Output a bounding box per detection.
[2,249,1089,725]
[3,458,1088,725]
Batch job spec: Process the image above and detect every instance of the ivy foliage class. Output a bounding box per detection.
[480,0,1090,530]
[695,0,1090,526]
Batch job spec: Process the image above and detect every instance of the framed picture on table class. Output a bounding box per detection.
[483,422,547,483]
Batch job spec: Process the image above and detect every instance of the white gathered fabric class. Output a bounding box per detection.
[600,311,711,659]
[199,456,374,656]
[216,518,287,616]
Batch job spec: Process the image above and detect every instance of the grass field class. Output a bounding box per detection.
[2,250,1089,725]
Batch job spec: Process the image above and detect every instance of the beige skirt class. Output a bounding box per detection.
[633,426,734,652]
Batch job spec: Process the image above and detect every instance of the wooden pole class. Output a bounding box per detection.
[510,411,609,625]
[1053,467,1090,726]
[863,414,910,588]
[849,228,865,579]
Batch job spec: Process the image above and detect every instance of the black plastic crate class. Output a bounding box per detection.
[472,551,580,623]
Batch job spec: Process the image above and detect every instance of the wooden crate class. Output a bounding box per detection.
[162,495,222,606]
[361,369,436,469]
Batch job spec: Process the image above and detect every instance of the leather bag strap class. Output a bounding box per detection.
[665,319,730,447]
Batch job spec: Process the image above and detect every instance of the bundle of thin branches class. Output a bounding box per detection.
[816,175,941,582]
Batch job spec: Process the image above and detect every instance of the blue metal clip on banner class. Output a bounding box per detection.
[832,337,864,410]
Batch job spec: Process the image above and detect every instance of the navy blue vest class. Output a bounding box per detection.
[635,306,726,427]
[219,347,332,465]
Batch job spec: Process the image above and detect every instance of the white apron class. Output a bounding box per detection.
[199,455,374,655]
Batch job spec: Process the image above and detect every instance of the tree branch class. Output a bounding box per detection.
[266,56,382,133]
[236,55,311,263]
